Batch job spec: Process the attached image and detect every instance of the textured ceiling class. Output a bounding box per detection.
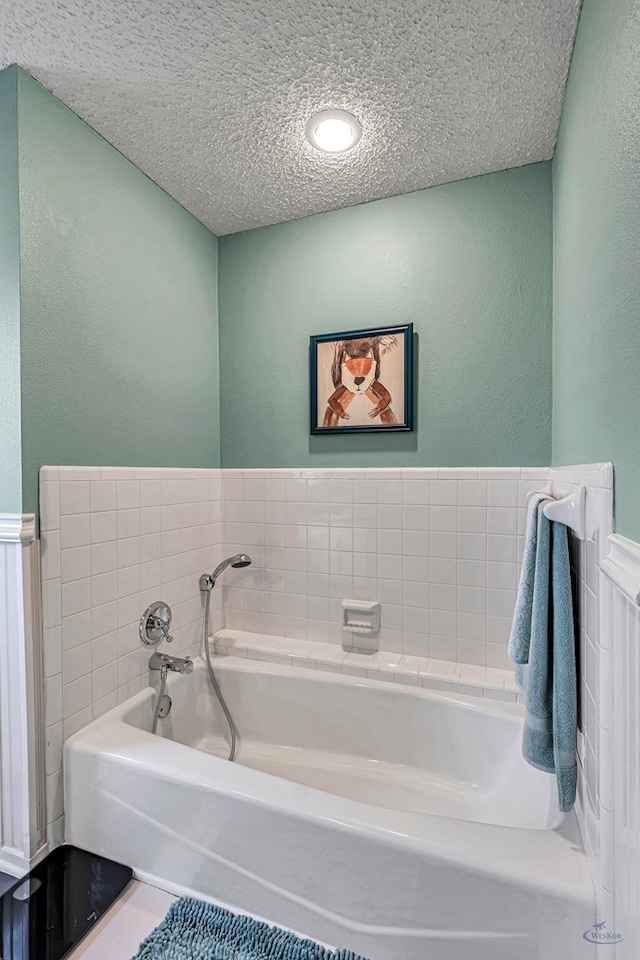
[0,0,581,235]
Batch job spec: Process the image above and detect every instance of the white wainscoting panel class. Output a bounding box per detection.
[602,543,640,957]
[0,513,46,875]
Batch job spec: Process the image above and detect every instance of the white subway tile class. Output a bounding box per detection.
[59,468,99,482]
[139,479,161,507]
[62,610,92,651]
[402,556,429,582]
[41,483,61,531]
[486,616,512,646]
[458,560,486,587]
[42,530,61,581]
[330,503,353,527]
[431,557,456,584]
[118,508,141,539]
[178,479,195,503]
[487,535,517,563]
[330,479,353,503]
[403,481,430,504]
[402,605,428,634]
[488,507,518,535]
[457,612,486,641]
[487,561,517,590]
[45,675,62,726]
[378,554,403,580]
[307,502,330,526]
[285,479,306,502]
[403,504,429,530]
[378,529,402,555]
[44,627,62,679]
[429,635,456,661]
[431,583,456,611]
[487,588,516,618]
[60,481,90,516]
[377,480,403,504]
[91,631,117,670]
[456,638,486,666]
[458,533,486,560]
[90,571,117,606]
[62,674,93,719]
[61,545,90,583]
[60,513,91,549]
[63,641,92,685]
[117,564,141,598]
[91,601,118,640]
[487,480,519,507]
[353,503,377,528]
[93,691,120,720]
[457,480,487,506]
[140,506,162,535]
[42,578,62,628]
[46,770,64,822]
[431,505,457,532]
[286,525,307,549]
[64,706,94,740]
[118,537,141,568]
[160,479,179,505]
[457,586,486,615]
[458,506,486,533]
[403,580,430,609]
[90,511,117,544]
[478,467,521,479]
[431,532,457,558]
[430,480,457,505]
[45,722,63,777]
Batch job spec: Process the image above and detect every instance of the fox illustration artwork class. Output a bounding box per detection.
[323,335,400,428]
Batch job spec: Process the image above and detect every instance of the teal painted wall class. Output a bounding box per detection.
[0,67,22,514]
[17,70,221,516]
[553,0,640,540]
[218,163,553,469]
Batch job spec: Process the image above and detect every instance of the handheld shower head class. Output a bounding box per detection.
[199,554,252,591]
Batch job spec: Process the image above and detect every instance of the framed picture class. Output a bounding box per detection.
[310,323,413,435]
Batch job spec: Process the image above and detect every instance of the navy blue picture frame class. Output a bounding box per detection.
[310,323,414,435]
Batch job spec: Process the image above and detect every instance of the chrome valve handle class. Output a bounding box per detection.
[139,601,174,646]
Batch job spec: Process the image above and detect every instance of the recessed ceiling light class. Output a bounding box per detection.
[305,109,362,154]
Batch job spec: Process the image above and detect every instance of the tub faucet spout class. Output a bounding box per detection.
[149,652,193,675]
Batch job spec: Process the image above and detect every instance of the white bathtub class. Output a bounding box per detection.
[65,658,594,960]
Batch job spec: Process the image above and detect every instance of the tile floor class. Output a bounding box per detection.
[70,881,176,959]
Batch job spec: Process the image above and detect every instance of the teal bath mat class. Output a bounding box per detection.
[131,897,368,959]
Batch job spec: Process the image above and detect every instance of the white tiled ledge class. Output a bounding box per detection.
[212,630,521,702]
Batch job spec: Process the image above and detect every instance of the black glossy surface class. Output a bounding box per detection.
[0,879,14,900]
[0,845,132,960]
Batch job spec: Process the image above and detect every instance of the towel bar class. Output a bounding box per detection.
[528,483,587,541]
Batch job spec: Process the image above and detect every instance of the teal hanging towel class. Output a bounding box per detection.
[509,498,577,812]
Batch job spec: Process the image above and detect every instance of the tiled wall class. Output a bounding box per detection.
[221,467,549,670]
[39,466,223,845]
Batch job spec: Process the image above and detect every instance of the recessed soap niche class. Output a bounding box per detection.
[342,599,380,653]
